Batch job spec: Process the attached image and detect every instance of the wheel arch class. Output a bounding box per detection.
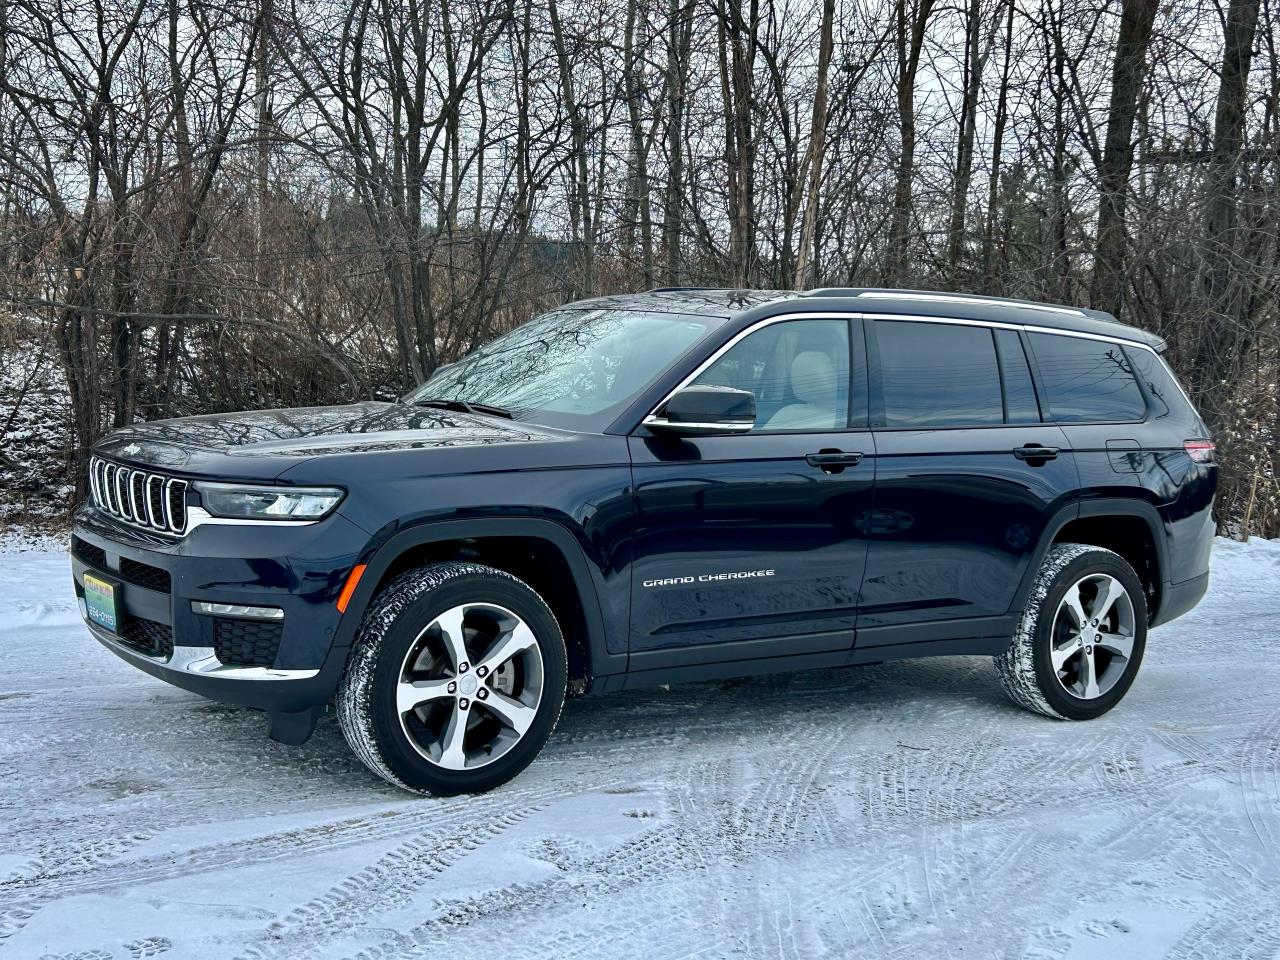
[1012,499,1168,621]
[334,518,625,688]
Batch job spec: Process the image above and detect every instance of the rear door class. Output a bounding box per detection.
[856,317,1078,647]
[627,316,875,665]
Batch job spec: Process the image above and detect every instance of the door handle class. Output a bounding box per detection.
[806,450,863,474]
[1012,444,1060,463]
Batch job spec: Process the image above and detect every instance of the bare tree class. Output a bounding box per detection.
[1091,0,1159,316]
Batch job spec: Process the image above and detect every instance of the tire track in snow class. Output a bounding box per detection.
[0,782,569,943]
[235,790,566,960]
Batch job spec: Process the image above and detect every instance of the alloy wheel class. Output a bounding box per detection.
[1049,574,1136,700]
[396,602,545,770]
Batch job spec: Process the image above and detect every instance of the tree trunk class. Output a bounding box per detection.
[793,0,835,289]
[664,0,693,284]
[1194,0,1262,405]
[1090,0,1159,317]
[945,0,987,283]
[980,0,1015,293]
[884,0,934,285]
[549,0,594,297]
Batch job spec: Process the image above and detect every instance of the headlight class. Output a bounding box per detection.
[194,482,345,520]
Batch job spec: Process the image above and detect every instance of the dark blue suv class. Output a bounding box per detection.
[71,289,1217,794]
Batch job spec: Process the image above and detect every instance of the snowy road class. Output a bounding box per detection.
[1,537,1278,959]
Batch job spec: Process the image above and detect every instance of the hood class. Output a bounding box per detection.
[95,402,568,480]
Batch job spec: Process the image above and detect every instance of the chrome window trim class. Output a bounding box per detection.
[646,420,755,434]
[643,310,1174,427]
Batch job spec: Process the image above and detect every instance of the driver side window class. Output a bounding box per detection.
[692,320,850,431]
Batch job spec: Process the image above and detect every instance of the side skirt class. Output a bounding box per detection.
[595,632,1012,693]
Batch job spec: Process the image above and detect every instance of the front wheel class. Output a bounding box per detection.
[995,543,1148,721]
[337,562,567,795]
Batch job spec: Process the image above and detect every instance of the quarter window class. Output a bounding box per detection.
[692,320,849,431]
[1027,332,1147,422]
[875,321,1004,427]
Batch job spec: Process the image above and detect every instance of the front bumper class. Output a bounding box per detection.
[83,613,350,716]
[71,501,369,715]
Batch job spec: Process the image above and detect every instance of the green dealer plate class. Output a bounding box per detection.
[84,573,120,633]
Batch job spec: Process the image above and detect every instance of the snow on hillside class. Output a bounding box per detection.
[1,537,1278,959]
[0,341,73,523]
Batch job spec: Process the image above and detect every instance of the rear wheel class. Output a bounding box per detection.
[337,562,567,795]
[996,543,1148,720]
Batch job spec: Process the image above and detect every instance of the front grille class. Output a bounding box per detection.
[213,618,283,667]
[72,536,107,570]
[119,615,174,659]
[119,557,172,593]
[89,456,188,535]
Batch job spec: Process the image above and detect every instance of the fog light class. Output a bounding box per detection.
[192,601,284,620]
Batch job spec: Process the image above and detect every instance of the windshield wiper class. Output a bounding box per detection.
[410,397,515,420]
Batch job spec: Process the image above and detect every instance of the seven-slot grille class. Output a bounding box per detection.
[88,456,188,535]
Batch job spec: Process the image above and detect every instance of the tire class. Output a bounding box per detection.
[337,561,567,795]
[995,543,1148,721]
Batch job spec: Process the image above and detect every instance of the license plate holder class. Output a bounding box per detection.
[84,573,121,634]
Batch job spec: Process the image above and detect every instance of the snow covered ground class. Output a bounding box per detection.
[1,536,1278,960]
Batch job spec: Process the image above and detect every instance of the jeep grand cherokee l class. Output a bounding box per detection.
[70,288,1217,795]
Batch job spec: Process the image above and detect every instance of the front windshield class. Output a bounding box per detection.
[406,309,723,427]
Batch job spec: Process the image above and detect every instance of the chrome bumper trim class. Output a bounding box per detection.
[81,602,320,681]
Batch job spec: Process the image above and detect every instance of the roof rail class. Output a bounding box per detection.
[800,287,1089,319]
[645,286,716,294]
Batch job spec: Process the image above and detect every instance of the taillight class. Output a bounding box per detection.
[1184,440,1215,463]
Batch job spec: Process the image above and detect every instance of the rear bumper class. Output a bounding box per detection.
[1152,571,1209,627]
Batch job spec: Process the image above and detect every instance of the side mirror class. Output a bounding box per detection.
[646,385,756,437]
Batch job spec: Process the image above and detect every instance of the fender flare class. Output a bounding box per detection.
[1010,498,1168,616]
[332,517,626,679]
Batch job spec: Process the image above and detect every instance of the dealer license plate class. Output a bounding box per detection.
[84,573,120,633]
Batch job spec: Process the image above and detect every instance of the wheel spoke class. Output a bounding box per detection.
[1077,648,1101,699]
[1090,576,1127,624]
[481,690,537,735]
[437,703,469,770]
[1061,588,1088,629]
[1051,640,1081,672]
[475,620,538,677]
[434,605,469,672]
[1094,629,1134,661]
[396,677,454,714]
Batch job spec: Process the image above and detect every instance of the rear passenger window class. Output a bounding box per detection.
[875,321,1003,427]
[1028,332,1147,422]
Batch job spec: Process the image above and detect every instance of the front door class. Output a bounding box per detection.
[627,316,875,665]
